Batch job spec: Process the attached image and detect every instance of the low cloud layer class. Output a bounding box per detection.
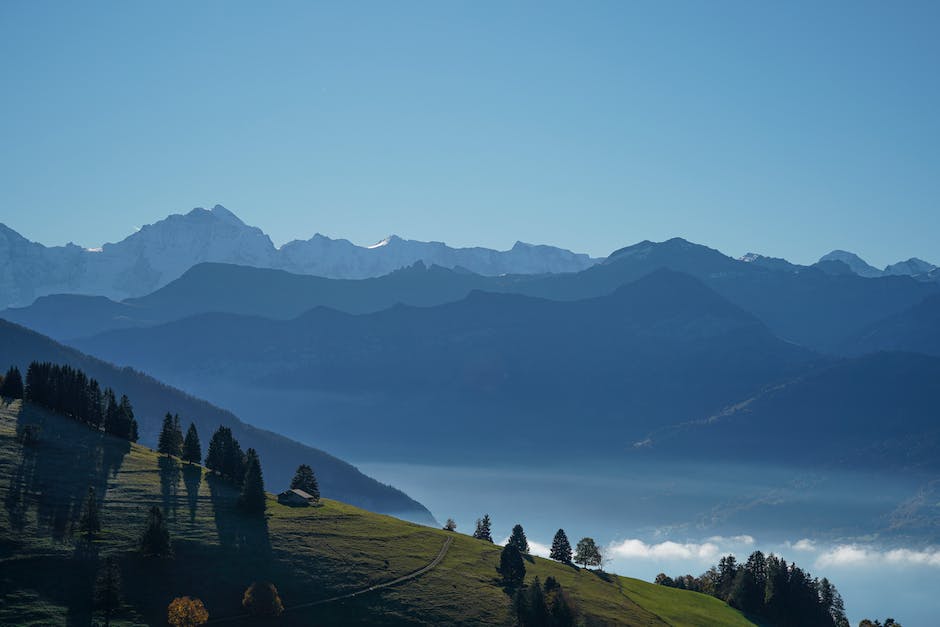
[609,539,720,561]
[816,545,940,569]
[607,534,756,562]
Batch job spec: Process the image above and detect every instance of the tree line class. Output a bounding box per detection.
[1,362,140,442]
[656,551,849,627]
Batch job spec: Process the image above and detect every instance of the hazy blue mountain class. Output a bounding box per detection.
[0,205,598,308]
[511,238,938,350]
[818,250,939,280]
[73,270,815,462]
[838,294,940,358]
[0,294,154,340]
[738,252,802,272]
[818,250,884,277]
[0,319,435,524]
[6,237,936,354]
[812,259,856,276]
[884,257,937,277]
[643,351,940,471]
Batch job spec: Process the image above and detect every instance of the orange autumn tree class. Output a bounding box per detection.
[167,596,209,627]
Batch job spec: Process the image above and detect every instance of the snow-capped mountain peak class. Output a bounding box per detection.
[0,206,601,307]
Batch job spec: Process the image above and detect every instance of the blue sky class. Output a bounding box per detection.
[1,1,937,266]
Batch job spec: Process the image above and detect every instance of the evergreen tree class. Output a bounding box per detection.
[514,576,549,626]
[498,544,526,589]
[204,426,246,481]
[238,448,266,513]
[508,523,529,554]
[158,413,184,457]
[140,505,172,557]
[227,437,246,483]
[205,425,225,471]
[473,514,493,542]
[120,395,139,442]
[820,577,849,627]
[717,554,739,600]
[79,486,101,537]
[94,556,122,627]
[0,366,24,399]
[103,388,120,435]
[182,423,202,464]
[550,528,572,564]
[88,379,104,429]
[573,537,602,569]
[290,464,320,501]
[546,577,576,626]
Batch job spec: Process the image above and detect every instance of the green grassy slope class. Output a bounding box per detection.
[0,400,755,626]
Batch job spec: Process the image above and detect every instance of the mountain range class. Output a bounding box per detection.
[0,205,598,308]
[2,205,936,314]
[4,237,937,355]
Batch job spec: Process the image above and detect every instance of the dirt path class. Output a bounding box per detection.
[209,535,453,623]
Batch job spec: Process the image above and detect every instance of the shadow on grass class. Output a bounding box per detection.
[5,405,129,541]
[158,456,181,521]
[207,473,271,557]
[181,463,202,523]
[588,569,614,583]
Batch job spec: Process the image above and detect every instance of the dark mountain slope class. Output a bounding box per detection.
[838,294,940,358]
[642,351,940,470]
[75,270,815,462]
[0,293,152,340]
[0,319,434,523]
[125,260,505,319]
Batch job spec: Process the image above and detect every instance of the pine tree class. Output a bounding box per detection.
[103,388,119,435]
[88,379,104,429]
[205,426,245,480]
[227,437,246,484]
[473,514,493,542]
[498,544,526,589]
[573,537,602,569]
[550,529,572,563]
[140,505,172,557]
[79,486,101,537]
[525,577,550,626]
[508,524,529,554]
[182,423,202,465]
[94,556,123,627]
[205,426,225,472]
[119,395,139,442]
[158,413,184,457]
[290,464,320,501]
[0,366,24,399]
[238,448,266,513]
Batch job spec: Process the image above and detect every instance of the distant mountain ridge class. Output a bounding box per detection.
[817,249,937,279]
[4,237,937,354]
[0,205,600,308]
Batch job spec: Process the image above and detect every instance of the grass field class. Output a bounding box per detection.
[0,400,755,626]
